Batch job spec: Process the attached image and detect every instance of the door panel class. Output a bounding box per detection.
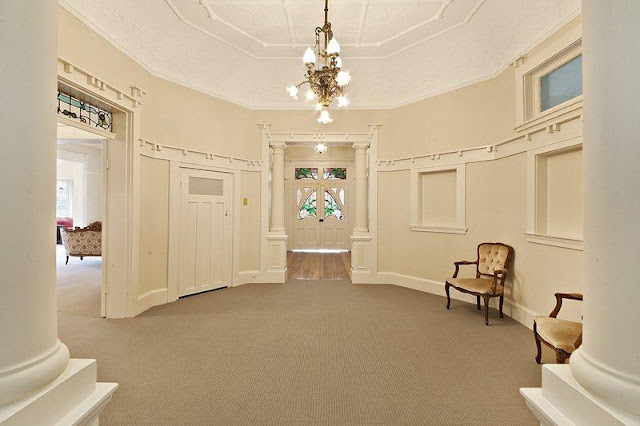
[179,168,232,297]
[290,166,349,251]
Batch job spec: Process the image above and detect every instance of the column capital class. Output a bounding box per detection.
[270,142,287,152]
[352,142,369,151]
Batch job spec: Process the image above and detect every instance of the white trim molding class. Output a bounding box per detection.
[376,272,538,330]
[514,18,582,128]
[526,137,584,250]
[409,164,466,235]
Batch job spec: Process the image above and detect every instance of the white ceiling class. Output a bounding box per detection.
[60,0,580,109]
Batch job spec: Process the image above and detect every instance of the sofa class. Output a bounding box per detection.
[60,221,102,264]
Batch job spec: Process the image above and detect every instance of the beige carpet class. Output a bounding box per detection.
[57,250,545,425]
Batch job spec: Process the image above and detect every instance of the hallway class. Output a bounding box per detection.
[287,251,351,280]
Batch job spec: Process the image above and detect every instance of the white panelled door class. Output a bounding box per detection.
[179,168,232,297]
[291,167,348,250]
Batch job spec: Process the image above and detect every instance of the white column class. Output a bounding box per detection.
[353,143,369,233]
[0,0,70,405]
[270,142,286,232]
[570,0,640,416]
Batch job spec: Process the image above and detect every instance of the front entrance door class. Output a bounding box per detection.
[178,168,233,297]
[291,167,348,250]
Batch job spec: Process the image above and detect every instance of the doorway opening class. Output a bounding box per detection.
[56,120,107,318]
[284,145,354,280]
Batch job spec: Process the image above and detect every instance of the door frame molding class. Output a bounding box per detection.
[259,124,381,283]
[167,161,238,302]
[57,57,144,318]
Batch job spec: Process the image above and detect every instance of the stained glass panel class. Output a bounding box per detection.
[57,91,113,131]
[323,167,347,180]
[297,190,317,219]
[56,179,72,218]
[324,190,343,220]
[295,168,318,180]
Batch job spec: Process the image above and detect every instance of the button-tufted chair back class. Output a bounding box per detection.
[477,243,511,277]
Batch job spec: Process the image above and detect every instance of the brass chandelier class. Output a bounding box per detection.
[286,0,351,124]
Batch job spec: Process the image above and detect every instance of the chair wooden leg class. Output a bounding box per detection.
[445,283,451,310]
[534,323,542,364]
[499,295,504,318]
[555,351,569,364]
[483,295,490,326]
[476,295,481,310]
[65,256,69,265]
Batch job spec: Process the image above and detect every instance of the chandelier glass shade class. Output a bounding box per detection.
[286,0,350,124]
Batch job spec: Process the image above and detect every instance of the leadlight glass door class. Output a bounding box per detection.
[291,167,348,250]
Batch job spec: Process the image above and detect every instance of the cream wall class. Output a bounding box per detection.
[138,156,169,295]
[240,170,261,272]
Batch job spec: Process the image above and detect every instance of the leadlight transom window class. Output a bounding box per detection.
[323,167,347,180]
[295,168,318,180]
[57,91,113,132]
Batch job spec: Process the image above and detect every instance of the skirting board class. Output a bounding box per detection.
[376,272,538,330]
[134,288,168,317]
[235,271,262,286]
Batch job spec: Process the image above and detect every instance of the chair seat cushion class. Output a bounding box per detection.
[534,316,582,353]
[447,278,502,295]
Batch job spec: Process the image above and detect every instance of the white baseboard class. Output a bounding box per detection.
[376,272,537,330]
[134,288,168,317]
[234,271,262,286]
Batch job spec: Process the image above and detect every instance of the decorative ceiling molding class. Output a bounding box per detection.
[162,0,481,58]
[59,0,581,110]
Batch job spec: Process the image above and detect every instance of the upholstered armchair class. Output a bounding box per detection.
[60,221,102,264]
[445,242,513,325]
[534,292,583,364]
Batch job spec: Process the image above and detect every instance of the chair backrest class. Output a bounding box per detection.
[476,243,512,278]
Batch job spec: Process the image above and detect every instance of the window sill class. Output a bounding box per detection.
[515,96,583,133]
[410,225,467,235]
[525,233,583,251]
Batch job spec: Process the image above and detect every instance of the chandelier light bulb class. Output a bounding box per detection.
[303,47,317,64]
[317,109,333,125]
[305,90,316,101]
[327,38,340,55]
[286,85,299,99]
[315,103,323,111]
[337,95,349,108]
[336,70,351,87]
[314,143,328,154]
[335,56,343,68]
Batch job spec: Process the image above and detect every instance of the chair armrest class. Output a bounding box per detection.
[550,292,584,318]
[555,292,583,301]
[491,269,508,293]
[452,260,478,278]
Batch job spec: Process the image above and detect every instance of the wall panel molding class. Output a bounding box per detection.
[377,110,582,171]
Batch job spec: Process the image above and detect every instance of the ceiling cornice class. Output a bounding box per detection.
[162,0,484,59]
[58,1,581,111]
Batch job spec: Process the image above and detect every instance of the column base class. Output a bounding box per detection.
[0,339,70,405]
[521,364,640,426]
[265,232,287,283]
[0,359,117,425]
[350,233,375,283]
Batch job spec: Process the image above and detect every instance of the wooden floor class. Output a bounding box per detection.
[287,251,351,280]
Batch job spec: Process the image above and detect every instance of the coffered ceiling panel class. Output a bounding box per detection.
[60,0,580,109]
